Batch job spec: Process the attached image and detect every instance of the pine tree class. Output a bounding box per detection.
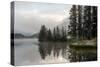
[56,26,61,41]
[53,28,56,41]
[69,5,77,38]
[39,25,47,42]
[91,6,97,38]
[77,5,83,38]
[47,29,52,41]
[84,6,92,40]
[61,27,67,41]
[69,5,97,40]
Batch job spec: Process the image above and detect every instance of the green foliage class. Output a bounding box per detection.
[69,5,77,37]
[47,29,53,41]
[61,27,67,41]
[69,5,97,40]
[39,25,47,42]
[39,25,67,42]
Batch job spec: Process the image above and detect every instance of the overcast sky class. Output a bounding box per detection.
[14,1,72,35]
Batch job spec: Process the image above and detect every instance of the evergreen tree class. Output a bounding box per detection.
[39,25,47,42]
[91,6,97,38]
[69,5,77,37]
[61,27,67,41]
[53,28,56,41]
[84,6,92,40]
[77,5,83,38]
[47,29,52,41]
[69,5,97,40]
[56,26,61,41]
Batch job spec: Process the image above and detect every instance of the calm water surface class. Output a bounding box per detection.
[14,39,97,66]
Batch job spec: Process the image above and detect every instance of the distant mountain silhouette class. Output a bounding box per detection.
[14,33,39,38]
[14,33,25,38]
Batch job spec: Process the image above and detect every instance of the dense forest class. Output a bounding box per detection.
[38,5,97,42]
[68,5,97,40]
[39,25,67,42]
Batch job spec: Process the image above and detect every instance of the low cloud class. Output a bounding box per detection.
[14,2,72,35]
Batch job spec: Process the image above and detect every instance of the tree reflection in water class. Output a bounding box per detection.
[38,42,97,62]
[38,42,70,60]
[69,47,97,62]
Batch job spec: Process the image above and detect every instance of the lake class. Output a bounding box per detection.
[14,38,97,66]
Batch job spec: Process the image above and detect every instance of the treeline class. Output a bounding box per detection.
[39,25,67,42]
[68,5,97,40]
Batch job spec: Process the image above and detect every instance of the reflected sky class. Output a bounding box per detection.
[14,39,97,66]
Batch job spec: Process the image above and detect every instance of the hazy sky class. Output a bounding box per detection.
[14,1,72,35]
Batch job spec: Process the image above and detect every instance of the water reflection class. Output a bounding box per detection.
[14,39,97,65]
[69,47,97,62]
[38,42,70,60]
[38,42,97,62]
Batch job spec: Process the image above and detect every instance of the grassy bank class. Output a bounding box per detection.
[69,38,97,49]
